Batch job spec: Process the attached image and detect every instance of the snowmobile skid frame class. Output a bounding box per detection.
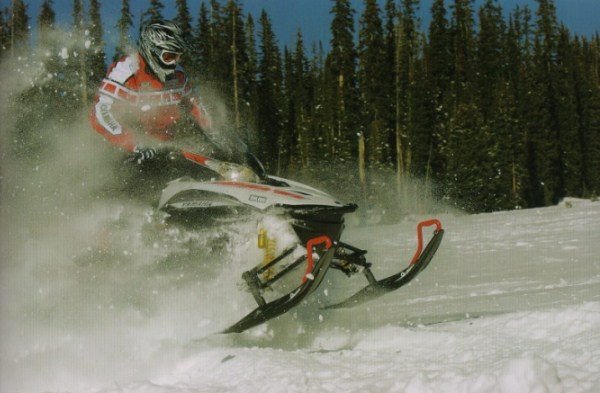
[223,219,444,334]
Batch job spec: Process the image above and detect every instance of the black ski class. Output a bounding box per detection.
[222,244,336,334]
[324,228,444,309]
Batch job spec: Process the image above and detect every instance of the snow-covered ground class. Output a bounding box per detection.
[1,183,599,393]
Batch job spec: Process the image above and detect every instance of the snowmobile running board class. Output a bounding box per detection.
[222,219,444,334]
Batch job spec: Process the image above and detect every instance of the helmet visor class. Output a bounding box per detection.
[160,50,182,66]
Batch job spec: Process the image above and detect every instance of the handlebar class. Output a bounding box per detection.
[180,149,266,182]
[125,147,267,183]
[123,123,268,182]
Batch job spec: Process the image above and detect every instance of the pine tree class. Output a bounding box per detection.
[505,5,536,207]
[7,0,30,58]
[407,36,436,181]
[203,0,252,137]
[394,0,420,175]
[441,0,485,209]
[576,35,600,197]
[286,30,316,170]
[310,41,329,161]
[383,0,398,168]
[209,0,228,84]
[505,6,532,105]
[499,10,530,208]
[427,0,451,102]
[37,0,55,47]
[426,0,452,183]
[449,0,476,104]
[88,0,106,91]
[554,26,584,197]
[476,0,506,120]
[490,51,530,211]
[225,0,245,132]
[141,0,164,26]
[242,13,259,147]
[444,101,495,212]
[175,0,193,39]
[193,2,212,83]
[0,9,8,59]
[114,0,133,61]
[174,0,193,70]
[471,0,523,210]
[324,0,359,163]
[202,0,233,98]
[257,10,284,173]
[283,47,297,168]
[526,0,563,206]
[592,34,600,85]
[358,0,389,168]
[72,0,84,33]
[297,31,318,168]
[70,0,88,104]
[10,0,64,160]
[36,0,58,85]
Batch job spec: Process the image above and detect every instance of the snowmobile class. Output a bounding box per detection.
[150,139,444,334]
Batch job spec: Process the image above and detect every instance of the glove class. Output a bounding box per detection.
[127,147,157,164]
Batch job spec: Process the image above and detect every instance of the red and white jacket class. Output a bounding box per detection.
[91,53,211,152]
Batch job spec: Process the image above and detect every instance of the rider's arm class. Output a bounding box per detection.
[180,77,212,131]
[90,56,140,152]
[90,92,135,152]
[189,96,212,130]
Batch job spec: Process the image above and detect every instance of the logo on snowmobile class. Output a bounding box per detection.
[178,200,214,208]
[249,195,267,204]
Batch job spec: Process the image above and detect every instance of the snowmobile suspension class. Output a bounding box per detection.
[243,236,335,306]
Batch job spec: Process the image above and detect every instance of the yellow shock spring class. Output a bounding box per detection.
[258,228,277,280]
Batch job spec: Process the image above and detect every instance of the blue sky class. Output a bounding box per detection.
[5,0,600,51]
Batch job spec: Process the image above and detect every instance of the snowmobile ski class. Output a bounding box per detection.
[324,219,444,309]
[222,236,335,334]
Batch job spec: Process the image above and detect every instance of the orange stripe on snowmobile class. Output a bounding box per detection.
[215,181,306,200]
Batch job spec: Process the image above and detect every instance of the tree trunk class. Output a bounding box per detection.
[358,132,367,223]
[395,23,405,189]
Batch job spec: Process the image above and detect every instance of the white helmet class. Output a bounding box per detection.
[138,20,187,82]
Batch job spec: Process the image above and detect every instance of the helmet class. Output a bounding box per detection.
[138,20,187,82]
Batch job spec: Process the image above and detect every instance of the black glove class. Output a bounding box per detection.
[127,147,157,164]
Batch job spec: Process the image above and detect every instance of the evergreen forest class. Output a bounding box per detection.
[2,0,599,215]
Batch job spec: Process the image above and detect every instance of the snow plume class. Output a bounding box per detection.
[0,29,118,246]
[290,161,460,226]
[351,166,459,223]
[0,32,257,393]
[1,33,124,392]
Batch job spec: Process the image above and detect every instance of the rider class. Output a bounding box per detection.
[91,19,212,157]
[90,19,213,197]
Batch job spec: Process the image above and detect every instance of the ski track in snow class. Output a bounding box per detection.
[1,197,599,393]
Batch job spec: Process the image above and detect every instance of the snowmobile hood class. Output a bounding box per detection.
[158,176,346,213]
